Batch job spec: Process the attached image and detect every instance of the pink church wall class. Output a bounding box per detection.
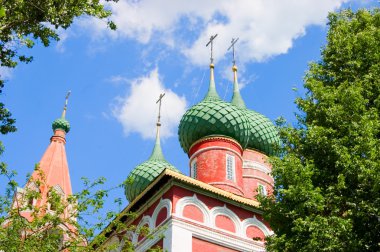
[242,149,274,199]
[192,237,239,252]
[246,225,266,241]
[215,215,235,233]
[183,204,204,223]
[188,137,244,196]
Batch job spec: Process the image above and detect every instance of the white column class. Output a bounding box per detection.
[163,222,192,252]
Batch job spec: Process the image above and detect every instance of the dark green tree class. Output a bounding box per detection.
[259,8,380,252]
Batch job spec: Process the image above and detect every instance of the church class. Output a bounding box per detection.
[16,38,279,252]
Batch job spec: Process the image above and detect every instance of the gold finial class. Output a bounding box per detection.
[228,37,239,66]
[61,91,71,119]
[206,34,218,64]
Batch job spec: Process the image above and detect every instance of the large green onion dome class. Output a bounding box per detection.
[125,124,180,202]
[230,65,279,156]
[178,64,251,153]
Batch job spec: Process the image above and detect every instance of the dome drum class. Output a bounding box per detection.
[188,136,245,197]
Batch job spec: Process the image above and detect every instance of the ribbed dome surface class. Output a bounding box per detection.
[178,99,250,153]
[124,159,179,202]
[245,109,279,155]
[178,64,250,153]
[52,118,70,133]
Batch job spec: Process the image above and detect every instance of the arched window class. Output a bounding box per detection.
[258,183,267,196]
[191,159,197,179]
[226,154,235,181]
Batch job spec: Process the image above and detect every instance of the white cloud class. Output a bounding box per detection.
[0,67,13,80]
[112,68,187,139]
[81,0,348,65]
[56,29,70,53]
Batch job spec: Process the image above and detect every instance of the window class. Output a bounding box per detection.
[191,159,197,179]
[258,184,267,196]
[226,154,235,181]
[27,197,34,209]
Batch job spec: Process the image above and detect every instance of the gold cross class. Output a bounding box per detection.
[228,37,239,66]
[206,34,218,64]
[156,93,165,126]
[61,90,71,118]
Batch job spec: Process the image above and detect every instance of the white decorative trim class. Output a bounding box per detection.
[242,175,273,185]
[26,182,40,192]
[175,194,211,226]
[52,184,65,196]
[189,146,242,164]
[210,205,242,235]
[243,160,271,173]
[132,215,154,244]
[152,198,172,227]
[171,217,266,252]
[135,220,168,252]
[242,215,273,236]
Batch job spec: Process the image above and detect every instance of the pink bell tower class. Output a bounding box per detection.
[13,92,75,231]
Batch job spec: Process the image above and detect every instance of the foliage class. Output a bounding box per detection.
[0,165,162,252]
[259,8,380,252]
[0,0,116,69]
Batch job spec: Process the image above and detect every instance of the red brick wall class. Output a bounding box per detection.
[155,207,167,227]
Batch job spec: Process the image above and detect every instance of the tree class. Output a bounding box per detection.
[0,165,163,252]
[259,8,380,251]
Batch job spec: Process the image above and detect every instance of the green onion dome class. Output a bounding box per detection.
[52,118,70,133]
[230,66,279,156]
[178,64,251,153]
[125,125,180,202]
[245,110,279,155]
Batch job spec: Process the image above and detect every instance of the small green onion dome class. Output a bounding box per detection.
[230,66,279,156]
[124,159,178,202]
[124,126,180,202]
[178,64,251,153]
[52,118,70,133]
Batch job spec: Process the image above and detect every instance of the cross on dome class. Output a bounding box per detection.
[228,37,239,66]
[206,34,218,64]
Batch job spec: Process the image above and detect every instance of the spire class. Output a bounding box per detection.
[228,38,246,109]
[204,34,220,100]
[52,91,71,134]
[61,90,71,119]
[15,93,74,222]
[35,92,73,196]
[149,93,166,161]
[231,65,246,109]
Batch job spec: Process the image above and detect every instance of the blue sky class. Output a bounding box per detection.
[1,0,376,214]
